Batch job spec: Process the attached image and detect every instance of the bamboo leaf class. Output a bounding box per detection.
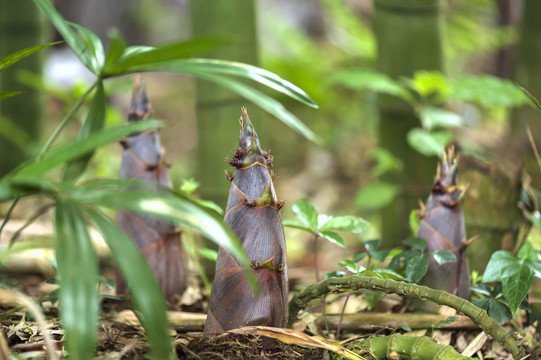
[0,91,24,99]
[86,209,171,358]
[104,38,229,75]
[63,80,106,180]
[318,230,345,248]
[0,41,61,72]
[74,190,249,268]
[68,22,104,73]
[517,83,541,112]
[13,121,161,178]
[319,215,369,233]
[54,203,98,360]
[32,0,95,73]
[103,29,127,74]
[290,199,319,231]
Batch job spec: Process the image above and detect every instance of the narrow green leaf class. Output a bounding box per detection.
[403,237,427,252]
[409,209,421,236]
[106,37,229,75]
[86,209,171,359]
[405,254,429,283]
[14,121,161,178]
[290,199,319,231]
[63,80,106,180]
[0,41,61,72]
[74,190,249,268]
[432,250,457,265]
[32,0,94,72]
[319,215,369,233]
[103,29,127,74]
[502,259,533,315]
[54,203,98,360]
[197,248,218,261]
[517,83,541,112]
[318,230,345,248]
[68,22,104,73]
[282,219,313,233]
[0,91,24,99]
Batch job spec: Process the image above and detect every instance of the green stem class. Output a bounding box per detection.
[288,275,525,359]
[38,80,99,160]
[0,197,19,239]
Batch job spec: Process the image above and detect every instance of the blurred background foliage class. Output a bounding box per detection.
[1,0,540,288]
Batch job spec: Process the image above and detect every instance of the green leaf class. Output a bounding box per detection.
[517,83,541,112]
[319,215,369,233]
[488,300,513,324]
[405,254,429,283]
[364,239,380,254]
[501,259,533,315]
[318,230,345,248]
[0,41,61,72]
[68,22,104,74]
[420,107,463,130]
[75,190,249,269]
[339,259,360,273]
[482,251,516,283]
[63,80,106,180]
[432,250,457,265]
[54,203,98,360]
[282,219,313,233]
[291,199,319,231]
[409,209,421,236]
[409,71,451,101]
[105,38,229,75]
[373,268,405,281]
[0,91,24,100]
[122,58,318,109]
[103,29,127,74]
[367,148,403,177]
[472,298,491,310]
[403,237,427,252]
[452,75,528,108]
[352,251,367,263]
[13,121,161,178]
[197,248,218,262]
[326,69,405,96]
[407,128,453,158]
[32,0,94,73]
[325,271,346,279]
[527,258,541,279]
[517,241,536,260]
[354,181,400,210]
[86,209,171,358]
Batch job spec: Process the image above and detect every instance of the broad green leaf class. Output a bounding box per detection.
[452,75,528,108]
[352,251,367,263]
[103,29,127,74]
[13,121,161,178]
[197,248,218,261]
[373,268,405,281]
[319,215,369,233]
[420,107,463,130]
[517,241,536,260]
[0,91,23,99]
[354,181,400,210]
[326,69,404,96]
[409,71,451,101]
[527,258,541,279]
[0,41,61,72]
[54,203,98,360]
[432,250,456,265]
[32,0,94,72]
[325,271,346,279]
[68,22,104,74]
[405,254,429,283]
[364,239,380,255]
[318,230,345,248]
[517,84,541,112]
[367,148,403,177]
[403,237,427,252]
[63,80,106,180]
[122,58,318,109]
[75,190,249,268]
[291,199,319,231]
[472,298,491,311]
[105,38,229,75]
[501,259,533,315]
[282,219,313,233]
[482,250,516,283]
[86,209,171,358]
[407,128,453,158]
[489,300,513,324]
[339,259,360,273]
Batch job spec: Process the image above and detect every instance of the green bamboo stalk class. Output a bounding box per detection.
[0,0,47,176]
[288,275,525,359]
[374,0,442,246]
[354,333,472,360]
